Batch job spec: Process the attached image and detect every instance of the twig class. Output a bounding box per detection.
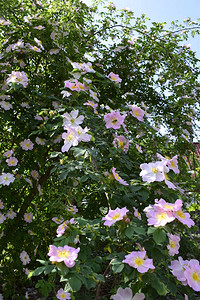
[95,259,114,300]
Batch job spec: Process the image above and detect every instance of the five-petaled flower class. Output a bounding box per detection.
[123,250,155,273]
[56,288,71,300]
[104,111,126,130]
[102,207,129,227]
[20,139,34,151]
[48,245,80,268]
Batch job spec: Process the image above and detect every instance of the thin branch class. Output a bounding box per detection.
[95,259,114,300]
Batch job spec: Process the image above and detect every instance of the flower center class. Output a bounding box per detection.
[134,257,144,266]
[134,110,139,116]
[176,210,185,219]
[118,141,124,148]
[152,167,158,173]
[112,212,121,220]
[157,212,167,220]
[111,118,118,124]
[170,161,175,168]
[192,272,200,282]
[57,249,70,258]
[4,176,8,181]
[67,134,73,141]
[170,241,175,248]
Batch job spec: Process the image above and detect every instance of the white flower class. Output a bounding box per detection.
[6,210,17,219]
[0,173,15,186]
[62,109,84,129]
[20,251,31,265]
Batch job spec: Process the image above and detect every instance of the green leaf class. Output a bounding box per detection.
[153,229,166,245]
[151,276,168,296]
[111,259,124,274]
[147,227,157,235]
[80,175,89,182]
[44,265,55,275]
[30,266,45,277]
[94,273,105,282]
[36,259,48,265]
[133,226,146,236]
[68,276,82,292]
[125,227,135,238]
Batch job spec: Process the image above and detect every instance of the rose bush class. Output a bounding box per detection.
[0,0,200,299]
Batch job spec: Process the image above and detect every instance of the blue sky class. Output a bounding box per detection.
[82,0,200,57]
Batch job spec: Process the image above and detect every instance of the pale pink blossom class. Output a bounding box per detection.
[133,207,141,220]
[107,72,122,83]
[167,233,180,256]
[184,260,200,292]
[56,288,71,300]
[169,256,189,285]
[21,102,30,108]
[0,213,6,224]
[3,150,13,158]
[49,48,60,55]
[61,128,79,152]
[174,209,195,228]
[113,135,129,153]
[33,25,45,30]
[6,157,18,166]
[76,126,92,142]
[74,235,80,244]
[30,170,39,180]
[48,245,80,268]
[128,105,145,122]
[20,250,31,265]
[6,210,17,219]
[62,110,84,129]
[112,287,145,300]
[29,45,42,52]
[25,178,33,187]
[56,218,75,237]
[66,205,78,214]
[24,212,33,223]
[6,71,28,88]
[89,90,99,102]
[102,207,129,226]
[35,137,46,145]
[145,207,175,227]
[136,144,143,153]
[140,161,165,183]
[52,216,64,224]
[0,200,4,209]
[123,250,155,273]
[64,79,80,92]
[83,101,98,114]
[112,167,129,186]
[104,111,126,130]
[155,198,182,212]
[20,139,34,151]
[0,101,13,110]
[0,173,15,186]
